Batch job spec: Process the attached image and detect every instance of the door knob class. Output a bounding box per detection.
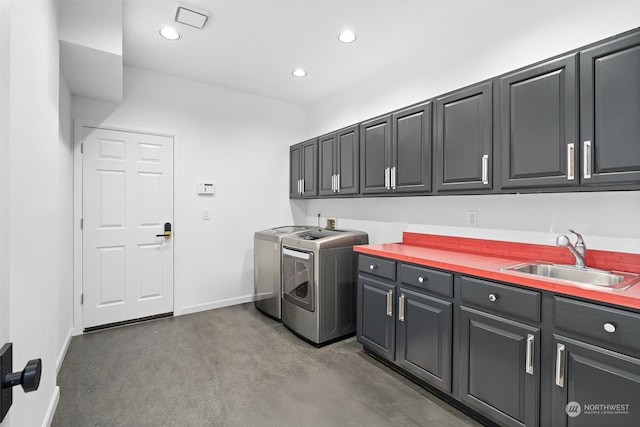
[1,343,43,422]
[156,222,172,238]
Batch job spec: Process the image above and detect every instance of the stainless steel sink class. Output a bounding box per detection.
[501,262,640,291]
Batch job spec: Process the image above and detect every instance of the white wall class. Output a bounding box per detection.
[0,0,11,350]
[301,5,640,255]
[56,74,74,372]
[72,66,308,317]
[5,0,70,425]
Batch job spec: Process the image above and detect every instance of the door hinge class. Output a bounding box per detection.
[80,218,83,229]
[80,293,83,305]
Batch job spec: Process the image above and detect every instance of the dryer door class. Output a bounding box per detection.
[282,247,315,312]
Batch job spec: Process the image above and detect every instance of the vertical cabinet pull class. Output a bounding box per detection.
[555,343,566,387]
[567,143,575,181]
[298,179,302,194]
[332,174,337,192]
[583,140,592,179]
[336,173,340,192]
[481,155,489,184]
[384,167,390,190]
[386,290,393,317]
[398,294,405,322]
[525,334,534,375]
[391,166,397,190]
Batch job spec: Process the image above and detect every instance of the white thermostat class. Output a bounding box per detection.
[197,181,215,195]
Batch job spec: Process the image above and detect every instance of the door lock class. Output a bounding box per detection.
[1,343,43,422]
[156,222,172,238]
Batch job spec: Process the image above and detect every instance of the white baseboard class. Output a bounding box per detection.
[177,294,254,316]
[42,386,60,427]
[56,327,73,376]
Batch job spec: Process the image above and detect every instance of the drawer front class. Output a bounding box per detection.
[555,296,640,352]
[398,263,453,298]
[460,276,541,322]
[358,254,396,281]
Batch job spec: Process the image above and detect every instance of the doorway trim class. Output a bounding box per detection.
[73,119,179,335]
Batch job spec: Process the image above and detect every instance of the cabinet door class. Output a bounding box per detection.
[335,125,359,195]
[435,82,493,192]
[580,31,640,187]
[500,55,578,189]
[392,102,432,193]
[357,275,395,362]
[396,288,452,392]
[289,144,302,198]
[318,133,336,196]
[552,336,640,427]
[460,306,540,427]
[360,115,392,194]
[301,138,318,197]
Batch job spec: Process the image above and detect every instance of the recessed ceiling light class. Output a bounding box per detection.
[292,69,307,77]
[159,27,180,40]
[338,30,357,43]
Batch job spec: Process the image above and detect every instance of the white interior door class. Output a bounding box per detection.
[82,126,174,329]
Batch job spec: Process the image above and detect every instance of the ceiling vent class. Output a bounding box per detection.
[175,4,209,29]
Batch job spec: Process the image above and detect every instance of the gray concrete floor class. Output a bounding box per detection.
[53,303,484,426]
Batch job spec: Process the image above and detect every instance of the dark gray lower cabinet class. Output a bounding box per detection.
[357,276,395,362]
[551,336,640,427]
[397,288,452,393]
[460,306,540,427]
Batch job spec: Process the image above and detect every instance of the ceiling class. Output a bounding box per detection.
[122,0,525,106]
[114,0,631,107]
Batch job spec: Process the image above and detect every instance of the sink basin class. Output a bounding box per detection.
[501,262,640,291]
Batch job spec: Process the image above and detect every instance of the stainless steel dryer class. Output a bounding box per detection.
[254,225,312,320]
[281,228,368,345]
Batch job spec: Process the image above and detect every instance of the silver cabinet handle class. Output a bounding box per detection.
[336,173,340,192]
[384,167,390,190]
[481,154,489,185]
[604,322,616,333]
[369,264,377,270]
[331,174,335,192]
[298,179,302,194]
[300,178,305,194]
[418,276,424,284]
[555,343,565,387]
[526,334,534,375]
[567,143,575,181]
[391,166,397,189]
[488,294,497,302]
[583,140,592,179]
[386,289,393,317]
[398,294,405,322]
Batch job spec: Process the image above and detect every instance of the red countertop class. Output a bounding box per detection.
[354,232,640,310]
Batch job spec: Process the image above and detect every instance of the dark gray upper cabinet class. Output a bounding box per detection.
[360,102,432,195]
[499,55,579,189]
[289,138,317,198]
[580,31,640,187]
[319,125,359,196]
[435,82,493,192]
[392,102,432,193]
[360,115,392,194]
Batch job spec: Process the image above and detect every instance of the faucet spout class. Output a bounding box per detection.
[556,231,586,268]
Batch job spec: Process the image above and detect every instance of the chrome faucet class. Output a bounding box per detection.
[556,229,586,268]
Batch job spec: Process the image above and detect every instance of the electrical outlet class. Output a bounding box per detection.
[326,218,337,229]
[466,210,478,227]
